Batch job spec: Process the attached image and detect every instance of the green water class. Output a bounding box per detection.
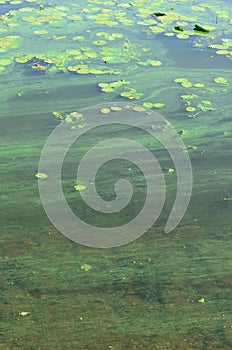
[1,0,232,349]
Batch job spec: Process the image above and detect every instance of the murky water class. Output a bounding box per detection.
[1,0,232,349]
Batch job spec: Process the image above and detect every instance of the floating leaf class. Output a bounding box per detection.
[194,24,210,33]
[132,106,146,112]
[197,103,217,112]
[153,103,165,108]
[201,100,212,105]
[143,102,154,109]
[52,111,63,119]
[33,30,48,35]
[0,36,20,51]
[110,106,122,111]
[181,94,198,100]
[192,6,205,12]
[214,77,228,84]
[194,83,205,88]
[216,49,230,55]
[0,58,12,65]
[120,88,143,100]
[176,34,189,39]
[81,263,91,271]
[35,172,48,179]
[174,78,189,83]
[186,106,196,112]
[153,12,166,17]
[198,298,205,303]
[74,184,86,191]
[93,40,106,46]
[100,107,111,114]
[174,26,184,32]
[181,81,193,88]
[72,36,85,41]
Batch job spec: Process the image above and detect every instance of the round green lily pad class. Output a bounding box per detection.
[214,77,228,84]
[186,106,196,112]
[100,107,111,114]
[93,40,106,46]
[181,81,193,88]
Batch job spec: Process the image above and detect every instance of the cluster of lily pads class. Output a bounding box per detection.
[174,76,229,118]
[0,0,232,78]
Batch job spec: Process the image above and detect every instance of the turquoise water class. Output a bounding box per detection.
[1,0,232,348]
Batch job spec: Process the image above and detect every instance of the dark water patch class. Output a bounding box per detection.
[157,33,232,69]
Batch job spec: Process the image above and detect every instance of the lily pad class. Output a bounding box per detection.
[181,81,193,88]
[100,107,111,114]
[120,88,143,100]
[186,106,196,112]
[35,172,48,179]
[132,106,146,112]
[153,103,165,108]
[194,24,210,33]
[0,36,20,52]
[74,184,86,191]
[110,106,123,111]
[214,77,228,84]
[143,102,154,109]
[0,58,13,65]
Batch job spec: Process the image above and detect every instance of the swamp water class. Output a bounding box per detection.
[0,0,232,348]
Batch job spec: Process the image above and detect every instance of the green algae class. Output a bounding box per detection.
[1,2,232,349]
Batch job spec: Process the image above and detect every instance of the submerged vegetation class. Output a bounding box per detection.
[1,1,232,349]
